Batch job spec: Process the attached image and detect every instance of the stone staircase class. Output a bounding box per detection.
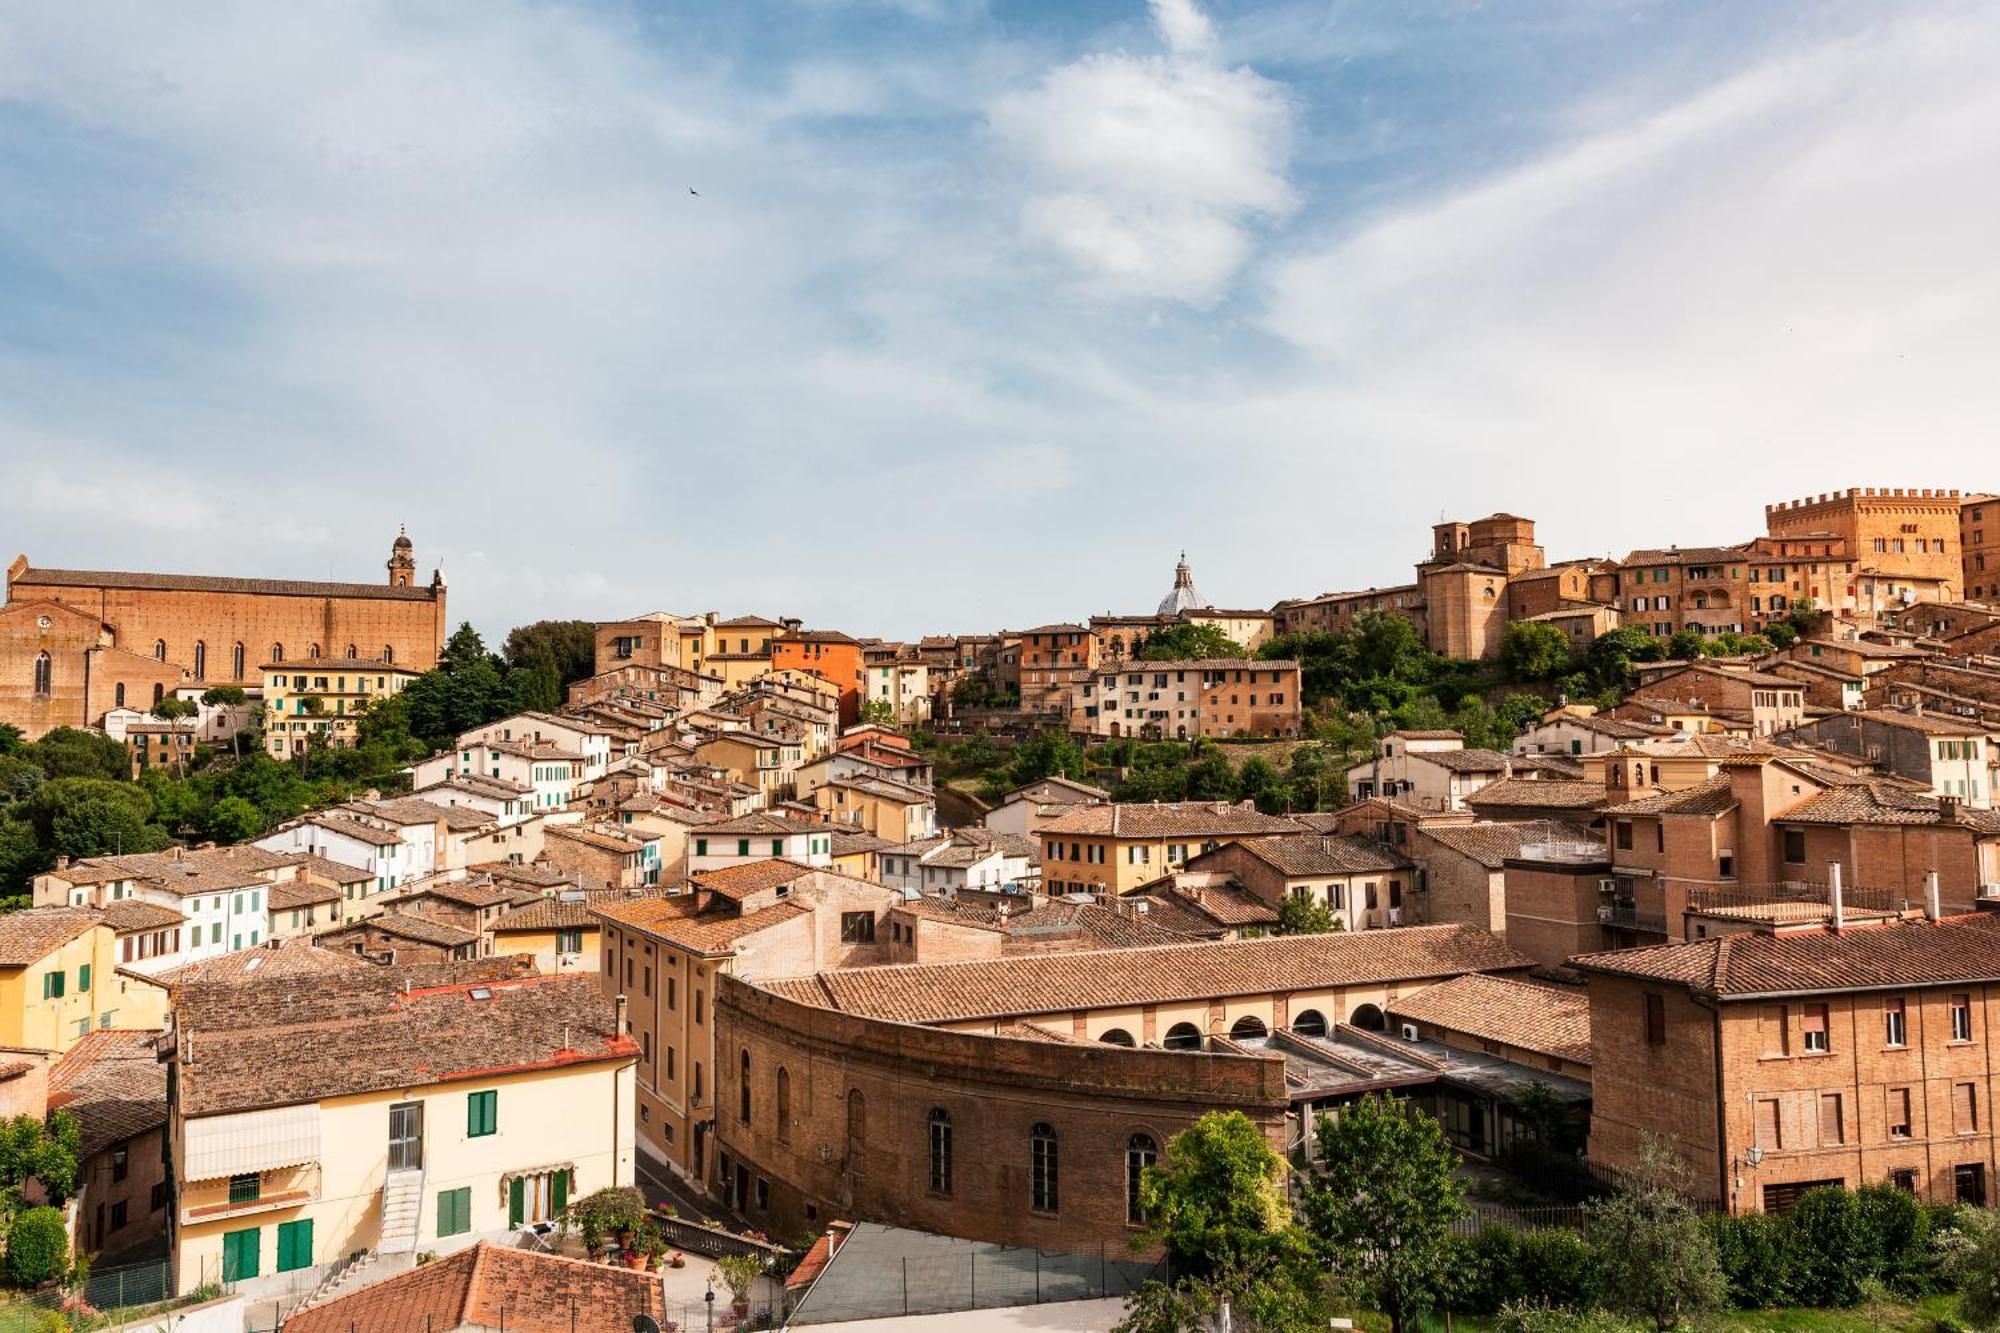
[380,1168,425,1254]
[283,1250,377,1322]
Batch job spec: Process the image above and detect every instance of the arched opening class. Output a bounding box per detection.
[929,1108,952,1195]
[233,643,246,679]
[345,644,358,659]
[775,1068,790,1143]
[33,652,52,696]
[114,682,125,708]
[308,643,321,660]
[1162,1022,1202,1051]
[846,1089,867,1177]
[384,645,395,664]
[1291,1009,1328,1038]
[1126,1133,1158,1225]
[192,641,206,679]
[1229,1016,1268,1041]
[1098,1028,1135,1047]
[1350,1003,1386,1032]
[271,644,284,664]
[152,683,164,706]
[153,640,166,661]
[1030,1123,1059,1213]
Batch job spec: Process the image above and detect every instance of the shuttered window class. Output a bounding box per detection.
[1819,1094,1844,1146]
[438,1187,472,1237]
[1643,993,1666,1047]
[1802,1004,1830,1053]
[1760,1004,1789,1057]
[1883,998,1907,1048]
[276,1219,314,1273]
[1887,1087,1913,1138]
[1755,1098,1781,1149]
[1955,1082,1979,1135]
[467,1090,498,1138]
[222,1228,260,1281]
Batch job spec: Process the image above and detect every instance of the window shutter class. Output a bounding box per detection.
[508,1176,525,1228]
[552,1168,569,1214]
[78,964,90,992]
[277,1218,313,1272]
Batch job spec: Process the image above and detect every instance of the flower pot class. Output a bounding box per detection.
[624,1251,646,1269]
[732,1298,751,1319]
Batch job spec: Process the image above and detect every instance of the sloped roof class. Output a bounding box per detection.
[283,1241,666,1333]
[1571,914,2000,998]
[48,1030,168,1159]
[1386,974,1592,1066]
[1039,801,1306,839]
[1213,833,1410,877]
[1465,780,1609,812]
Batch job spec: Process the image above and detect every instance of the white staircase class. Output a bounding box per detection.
[283,1250,378,1321]
[379,1168,425,1254]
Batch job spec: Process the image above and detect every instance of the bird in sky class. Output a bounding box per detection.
[689,187,700,197]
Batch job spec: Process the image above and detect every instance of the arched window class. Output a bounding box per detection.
[1350,1003,1386,1032]
[232,643,245,679]
[383,645,395,664]
[345,644,358,659]
[114,682,125,708]
[846,1089,867,1177]
[739,1049,752,1125]
[153,640,167,661]
[1162,1022,1202,1051]
[1030,1123,1059,1213]
[776,1068,790,1143]
[152,683,164,706]
[193,641,206,679]
[1098,1028,1135,1047]
[32,652,51,696]
[1126,1133,1158,1225]
[271,643,284,664]
[929,1108,953,1195]
[1291,1009,1328,1038]
[308,643,321,660]
[1229,1016,1268,1040]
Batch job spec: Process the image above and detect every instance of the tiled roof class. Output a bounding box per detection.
[99,899,186,932]
[343,798,491,832]
[14,565,437,602]
[298,814,404,847]
[490,897,611,932]
[1001,776,1110,804]
[1465,780,1609,811]
[405,879,536,910]
[1390,730,1465,741]
[151,939,372,987]
[326,912,481,949]
[1601,775,1739,817]
[1777,782,2000,830]
[0,908,105,966]
[48,1030,167,1160]
[592,897,811,955]
[1126,878,1280,931]
[283,1241,666,1333]
[1415,748,1512,773]
[279,854,375,885]
[1833,708,1989,736]
[1621,545,1747,566]
[1385,974,1592,1066]
[692,858,818,901]
[47,846,287,892]
[176,973,633,1117]
[1415,824,1529,869]
[1218,833,1410,877]
[1039,801,1307,839]
[702,812,831,836]
[766,924,1532,1024]
[270,880,341,911]
[829,830,899,856]
[1571,914,2000,998]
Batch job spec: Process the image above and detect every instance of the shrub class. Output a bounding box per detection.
[1515,1226,1604,1310]
[1855,1183,1930,1295]
[1458,1228,1524,1314]
[7,1206,69,1286]
[1709,1212,1794,1308]
[1494,1300,1639,1333]
[1784,1187,1868,1307]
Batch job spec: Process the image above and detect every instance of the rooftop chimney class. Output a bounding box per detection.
[1925,869,1942,922]
[1828,862,1845,933]
[1941,794,1963,825]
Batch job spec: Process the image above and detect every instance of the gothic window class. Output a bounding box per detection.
[114,682,125,708]
[33,652,51,696]
[193,641,206,679]
[775,1068,790,1143]
[153,640,166,661]
[233,643,246,679]
[739,1049,752,1125]
[345,645,358,659]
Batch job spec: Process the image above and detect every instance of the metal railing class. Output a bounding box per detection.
[0,1255,219,1330]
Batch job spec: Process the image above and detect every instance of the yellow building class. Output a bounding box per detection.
[167,967,635,1296]
[486,896,604,974]
[812,774,936,842]
[1037,800,1310,896]
[692,731,804,805]
[0,909,168,1052]
[262,656,420,758]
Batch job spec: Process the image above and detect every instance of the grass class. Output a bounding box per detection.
[1383,1292,1965,1333]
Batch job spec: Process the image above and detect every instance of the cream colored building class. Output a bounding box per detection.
[166,968,635,1297]
[262,657,420,758]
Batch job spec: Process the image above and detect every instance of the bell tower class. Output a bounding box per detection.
[387,526,416,588]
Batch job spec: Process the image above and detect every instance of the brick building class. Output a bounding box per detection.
[1574,912,2000,1211]
[1,533,446,739]
[1072,658,1303,740]
[1037,800,1307,896]
[1965,494,1999,604]
[1765,487,1964,608]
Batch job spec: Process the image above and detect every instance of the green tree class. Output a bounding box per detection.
[1587,1135,1727,1330]
[1501,621,1576,682]
[1953,1207,2000,1329]
[502,619,598,690]
[1002,730,1087,790]
[6,1206,67,1286]
[1585,627,1667,691]
[1763,621,1799,649]
[1300,1093,1466,1333]
[1276,893,1336,935]
[0,724,23,756]
[1236,755,1286,813]
[14,780,167,872]
[1182,748,1238,802]
[200,685,249,757]
[1137,622,1245,661]
[26,729,129,782]
[1666,629,1707,662]
[204,796,265,844]
[150,697,200,777]
[0,1110,81,1200]
[400,623,511,749]
[858,698,897,726]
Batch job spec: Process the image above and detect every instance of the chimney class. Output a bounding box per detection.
[53,856,68,871]
[1828,862,1845,933]
[1941,794,1963,826]
[1925,869,1942,922]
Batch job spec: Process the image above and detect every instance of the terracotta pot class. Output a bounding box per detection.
[732,1298,751,1317]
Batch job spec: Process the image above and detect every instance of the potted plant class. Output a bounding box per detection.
[716,1252,763,1321]
[668,1250,687,1269]
[642,1228,668,1271]
[564,1186,647,1259]
[580,1215,605,1262]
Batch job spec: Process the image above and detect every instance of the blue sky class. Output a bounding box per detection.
[3,0,1996,641]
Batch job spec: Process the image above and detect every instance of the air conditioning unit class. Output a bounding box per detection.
[1401,1023,1421,1042]
[1597,904,1615,923]
[1597,879,1617,896]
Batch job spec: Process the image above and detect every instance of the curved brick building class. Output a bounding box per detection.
[1,533,446,739]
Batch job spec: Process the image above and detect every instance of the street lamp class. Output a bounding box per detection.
[705,1278,716,1333]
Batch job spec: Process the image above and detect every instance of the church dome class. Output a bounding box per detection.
[1157,552,1209,617]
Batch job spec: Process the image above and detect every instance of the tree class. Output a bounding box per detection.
[150,698,200,778]
[1002,731,1087,790]
[0,724,24,756]
[1501,621,1575,682]
[1587,1135,1727,1330]
[1763,621,1799,649]
[400,623,511,749]
[1953,1207,2000,1329]
[14,780,167,871]
[502,619,598,690]
[1182,748,1238,802]
[1277,893,1336,935]
[1138,622,1245,662]
[858,698,897,726]
[0,1111,80,1201]
[1299,1093,1466,1333]
[200,685,249,757]
[1585,627,1667,691]
[204,796,265,844]
[1666,629,1708,662]
[26,729,129,782]
[6,1206,67,1286]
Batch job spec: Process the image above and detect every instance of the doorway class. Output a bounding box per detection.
[389,1101,424,1171]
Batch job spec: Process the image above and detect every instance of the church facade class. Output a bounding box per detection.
[1,532,447,740]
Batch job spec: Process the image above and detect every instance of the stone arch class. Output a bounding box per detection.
[1349,1002,1385,1032]
[1098,1028,1135,1047]
[1229,1016,1268,1041]
[1162,1022,1202,1051]
[1291,1009,1328,1038]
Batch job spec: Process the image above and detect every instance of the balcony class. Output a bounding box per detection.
[1598,904,1667,934]
[180,1161,321,1225]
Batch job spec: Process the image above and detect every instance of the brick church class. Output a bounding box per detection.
[0,531,447,740]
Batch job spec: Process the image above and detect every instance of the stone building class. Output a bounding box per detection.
[1765,487,1964,607]
[1,532,446,739]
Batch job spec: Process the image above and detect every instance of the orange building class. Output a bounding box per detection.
[770,630,865,725]
[1766,487,1963,608]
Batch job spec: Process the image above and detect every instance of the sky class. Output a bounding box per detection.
[3,0,1998,642]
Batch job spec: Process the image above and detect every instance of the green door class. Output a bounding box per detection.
[276,1218,314,1272]
[222,1227,260,1282]
[508,1176,525,1228]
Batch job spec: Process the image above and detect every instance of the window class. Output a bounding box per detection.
[32,652,51,696]
[1782,830,1806,863]
[840,912,876,944]
[276,1218,314,1272]
[110,1199,128,1231]
[1755,1097,1782,1150]
[1126,1133,1158,1226]
[1891,1168,1918,1194]
[154,640,167,661]
[1163,1022,1202,1051]
[1819,1093,1844,1146]
[1643,993,1666,1046]
[776,1068,790,1143]
[1615,821,1633,851]
[1951,994,1974,1042]
[1802,1004,1829,1053]
[1760,1004,1789,1057]
[233,643,246,678]
[40,971,62,1000]
[1955,1082,1979,1135]
[555,927,584,954]
[76,964,90,992]
[222,1227,259,1281]
[1030,1123,1059,1213]
[929,1108,953,1194]
[225,1172,261,1205]
[1884,998,1907,1048]
[739,1049,752,1124]
[467,1090,498,1138]
[1888,1087,1913,1138]
[111,1149,129,1183]
[438,1186,473,1237]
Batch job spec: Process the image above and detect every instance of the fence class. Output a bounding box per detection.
[787,1235,1160,1326]
[0,1255,217,1331]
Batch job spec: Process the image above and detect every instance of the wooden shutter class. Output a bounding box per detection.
[277,1219,313,1273]
[1819,1093,1843,1146]
[1956,1082,1978,1134]
[1755,1098,1781,1149]
[552,1168,569,1214]
[508,1176,525,1228]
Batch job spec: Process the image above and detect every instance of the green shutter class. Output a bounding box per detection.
[77,964,91,992]
[468,1090,497,1138]
[551,1168,569,1214]
[276,1218,313,1272]
[222,1227,260,1281]
[508,1176,525,1228]
[438,1187,471,1237]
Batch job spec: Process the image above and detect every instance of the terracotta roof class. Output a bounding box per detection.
[1000,776,1110,803]
[14,565,437,602]
[490,897,610,932]
[279,854,376,885]
[0,908,106,966]
[1571,914,2000,998]
[48,1030,167,1160]
[829,830,899,856]
[176,973,633,1117]
[1778,782,2000,830]
[270,880,341,911]
[325,912,481,949]
[701,812,831,836]
[1415,824,1530,869]
[151,939,373,987]
[284,1241,666,1333]
[1829,708,1990,736]
[693,859,819,901]
[1125,878,1279,932]
[99,899,186,932]
[1621,545,1747,566]
[1465,780,1609,812]
[1208,833,1410,877]
[1414,748,1512,774]
[342,798,491,832]
[765,924,1531,1024]
[46,846,289,891]
[403,879,536,910]
[1390,730,1465,741]
[1039,801,1307,839]
[1385,974,1592,1066]
[298,814,404,847]
[592,897,811,955]
[1601,774,1739,817]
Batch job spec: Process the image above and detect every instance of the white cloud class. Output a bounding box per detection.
[988,0,1294,304]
